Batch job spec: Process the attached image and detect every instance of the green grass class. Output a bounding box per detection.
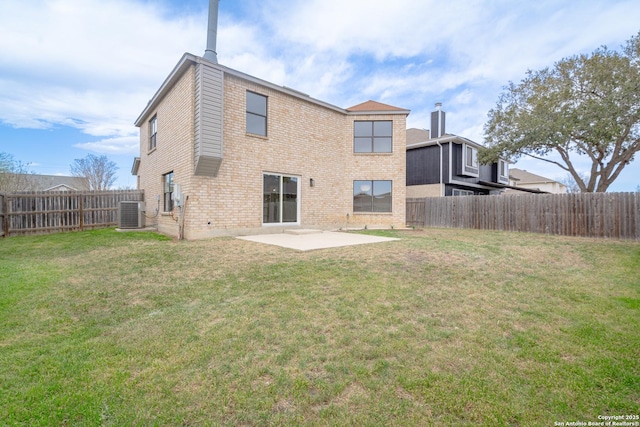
[1,228,639,426]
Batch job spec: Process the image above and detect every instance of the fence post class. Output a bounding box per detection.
[1,193,7,237]
[635,192,640,240]
[422,197,427,228]
[79,193,84,231]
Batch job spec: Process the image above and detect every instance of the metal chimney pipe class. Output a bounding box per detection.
[203,0,219,63]
[431,102,445,138]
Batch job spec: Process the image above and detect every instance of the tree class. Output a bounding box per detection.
[0,152,34,192]
[70,154,118,191]
[560,172,589,193]
[560,174,577,194]
[482,32,640,192]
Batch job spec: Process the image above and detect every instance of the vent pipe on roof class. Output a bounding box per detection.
[431,102,446,138]
[203,0,219,63]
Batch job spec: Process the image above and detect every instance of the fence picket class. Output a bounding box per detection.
[0,190,144,237]
[407,193,639,240]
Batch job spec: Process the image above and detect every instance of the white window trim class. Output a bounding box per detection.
[452,189,474,196]
[498,159,509,183]
[462,143,479,177]
[262,172,301,226]
[162,171,174,212]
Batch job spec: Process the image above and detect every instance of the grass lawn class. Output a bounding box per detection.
[1,228,639,426]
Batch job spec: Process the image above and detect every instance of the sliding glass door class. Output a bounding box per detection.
[263,174,299,224]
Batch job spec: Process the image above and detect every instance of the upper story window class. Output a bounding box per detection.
[246,91,267,136]
[354,121,392,153]
[462,143,479,177]
[498,159,509,183]
[163,171,174,212]
[353,180,392,213]
[465,145,478,168]
[149,115,157,151]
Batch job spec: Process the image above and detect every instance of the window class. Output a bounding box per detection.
[263,174,299,224]
[465,145,478,168]
[163,172,174,212]
[149,115,157,151]
[353,180,392,212]
[462,143,479,177]
[452,189,474,196]
[498,159,509,182]
[247,91,267,136]
[354,121,392,153]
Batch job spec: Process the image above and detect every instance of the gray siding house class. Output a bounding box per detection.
[406,104,534,197]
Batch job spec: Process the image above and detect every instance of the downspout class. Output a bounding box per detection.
[179,195,189,240]
[424,126,444,197]
[436,140,444,196]
[408,134,451,197]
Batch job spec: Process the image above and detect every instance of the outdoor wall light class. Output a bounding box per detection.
[310,178,315,187]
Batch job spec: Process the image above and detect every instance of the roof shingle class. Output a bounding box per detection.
[346,100,408,112]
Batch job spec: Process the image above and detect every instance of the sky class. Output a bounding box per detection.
[0,0,639,191]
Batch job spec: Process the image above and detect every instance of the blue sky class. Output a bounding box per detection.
[1,0,639,190]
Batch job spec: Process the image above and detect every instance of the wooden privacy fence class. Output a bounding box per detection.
[407,192,640,240]
[0,190,144,237]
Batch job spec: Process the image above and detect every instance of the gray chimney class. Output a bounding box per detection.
[203,0,219,63]
[430,102,446,138]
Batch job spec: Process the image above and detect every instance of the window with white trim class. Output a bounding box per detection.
[465,145,478,168]
[163,171,174,212]
[263,173,299,224]
[498,159,509,183]
[452,189,474,196]
[462,143,479,177]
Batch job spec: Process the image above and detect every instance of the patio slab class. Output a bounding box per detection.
[237,230,399,251]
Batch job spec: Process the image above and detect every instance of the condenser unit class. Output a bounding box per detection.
[118,201,145,229]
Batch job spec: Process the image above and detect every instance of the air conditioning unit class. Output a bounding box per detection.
[118,201,145,229]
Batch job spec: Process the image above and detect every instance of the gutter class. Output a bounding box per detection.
[435,139,444,196]
[407,134,451,196]
[134,53,357,128]
[478,180,548,194]
[134,53,196,126]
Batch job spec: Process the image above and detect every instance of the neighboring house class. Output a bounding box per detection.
[131,1,409,239]
[0,173,90,192]
[507,168,567,194]
[406,103,517,197]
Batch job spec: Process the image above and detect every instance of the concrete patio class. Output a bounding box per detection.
[236,229,399,251]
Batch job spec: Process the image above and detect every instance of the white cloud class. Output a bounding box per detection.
[0,0,204,135]
[0,0,638,189]
[0,0,203,85]
[75,136,139,155]
[265,0,484,60]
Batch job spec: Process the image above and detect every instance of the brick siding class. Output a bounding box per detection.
[137,62,407,239]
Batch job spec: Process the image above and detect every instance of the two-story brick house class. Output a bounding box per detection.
[131,1,408,239]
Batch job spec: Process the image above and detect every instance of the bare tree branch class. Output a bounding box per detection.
[70,154,118,191]
[0,152,35,192]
